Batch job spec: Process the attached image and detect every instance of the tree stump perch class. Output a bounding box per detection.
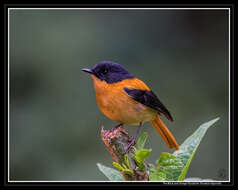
[101,125,149,181]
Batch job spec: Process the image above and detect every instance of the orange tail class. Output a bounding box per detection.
[150,116,179,150]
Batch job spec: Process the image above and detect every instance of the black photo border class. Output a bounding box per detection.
[2,2,235,188]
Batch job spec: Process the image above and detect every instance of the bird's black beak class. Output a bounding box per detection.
[81,68,93,74]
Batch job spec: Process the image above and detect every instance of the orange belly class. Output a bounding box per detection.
[91,75,157,125]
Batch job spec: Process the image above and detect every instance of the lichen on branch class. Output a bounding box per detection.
[101,126,149,181]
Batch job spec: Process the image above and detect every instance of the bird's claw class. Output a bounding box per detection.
[125,137,136,153]
[110,124,122,132]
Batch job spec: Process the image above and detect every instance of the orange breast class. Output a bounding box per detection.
[91,75,157,125]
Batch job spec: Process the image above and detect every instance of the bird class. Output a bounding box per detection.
[81,61,179,151]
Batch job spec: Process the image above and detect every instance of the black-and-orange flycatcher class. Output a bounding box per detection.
[82,61,179,151]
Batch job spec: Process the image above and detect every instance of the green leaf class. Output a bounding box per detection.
[156,152,184,181]
[113,161,133,176]
[112,162,124,171]
[97,163,125,181]
[122,163,128,169]
[136,132,148,150]
[124,154,131,170]
[173,117,220,181]
[133,149,152,165]
[149,170,166,181]
[122,168,134,175]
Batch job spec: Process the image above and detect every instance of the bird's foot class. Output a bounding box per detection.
[110,123,123,132]
[125,137,136,153]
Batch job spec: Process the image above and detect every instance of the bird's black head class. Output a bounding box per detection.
[82,61,134,83]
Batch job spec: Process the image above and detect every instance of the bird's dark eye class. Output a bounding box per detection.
[102,68,108,75]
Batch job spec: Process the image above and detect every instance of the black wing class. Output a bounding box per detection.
[124,88,173,121]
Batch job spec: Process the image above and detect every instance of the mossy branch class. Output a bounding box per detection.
[101,126,149,181]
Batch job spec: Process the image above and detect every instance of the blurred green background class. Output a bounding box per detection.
[9,9,229,181]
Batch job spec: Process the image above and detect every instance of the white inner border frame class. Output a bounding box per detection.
[7,7,231,183]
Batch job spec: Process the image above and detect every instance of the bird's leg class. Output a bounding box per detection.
[125,122,143,153]
[111,123,123,131]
